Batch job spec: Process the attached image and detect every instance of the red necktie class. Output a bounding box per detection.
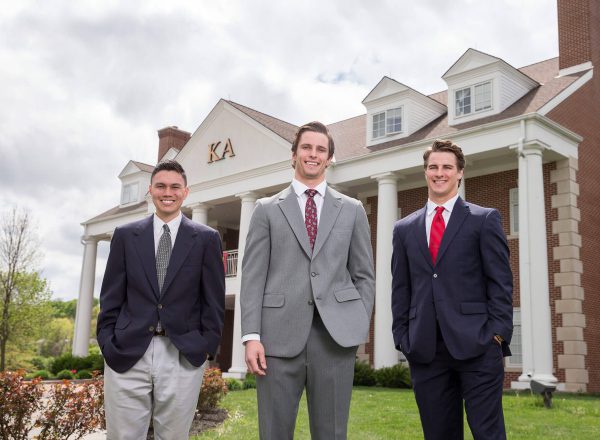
[429,206,445,264]
[305,189,318,250]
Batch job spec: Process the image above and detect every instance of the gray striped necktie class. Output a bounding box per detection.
[156,224,172,293]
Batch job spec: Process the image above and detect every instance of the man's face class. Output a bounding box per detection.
[149,170,189,222]
[425,151,463,204]
[292,131,332,186]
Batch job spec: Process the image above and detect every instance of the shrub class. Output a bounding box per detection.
[56,370,75,380]
[374,363,411,388]
[353,360,377,386]
[197,368,228,410]
[35,373,105,439]
[225,378,243,391]
[243,373,256,389]
[50,353,104,375]
[0,370,44,439]
[76,369,93,380]
[27,370,52,380]
[31,356,53,371]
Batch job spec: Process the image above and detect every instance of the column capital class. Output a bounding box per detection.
[511,142,546,157]
[188,202,213,211]
[80,235,98,245]
[371,171,402,183]
[235,191,260,202]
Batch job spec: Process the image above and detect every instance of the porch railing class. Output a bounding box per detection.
[223,249,239,277]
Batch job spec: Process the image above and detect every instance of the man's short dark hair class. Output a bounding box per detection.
[423,139,465,171]
[291,121,335,161]
[151,160,187,185]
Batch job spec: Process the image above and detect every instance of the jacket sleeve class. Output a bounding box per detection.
[96,227,127,351]
[347,202,375,319]
[480,209,514,344]
[240,201,271,337]
[391,221,411,352]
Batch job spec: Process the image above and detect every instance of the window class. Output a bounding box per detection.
[372,112,385,138]
[121,182,139,205]
[509,188,519,235]
[455,80,492,117]
[372,107,402,139]
[506,308,522,367]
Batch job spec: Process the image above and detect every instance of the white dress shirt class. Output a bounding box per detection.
[153,212,182,253]
[425,193,459,245]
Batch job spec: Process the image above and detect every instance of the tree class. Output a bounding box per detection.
[0,207,41,371]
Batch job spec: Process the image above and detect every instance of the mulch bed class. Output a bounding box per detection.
[146,408,229,439]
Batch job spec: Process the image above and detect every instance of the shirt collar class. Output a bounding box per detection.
[153,211,183,234]
[292,178,327,198]
[427,193,460,216]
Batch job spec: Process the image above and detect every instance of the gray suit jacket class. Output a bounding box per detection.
[241,185,375,358]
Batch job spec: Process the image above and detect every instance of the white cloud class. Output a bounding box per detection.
[0,0,558,300]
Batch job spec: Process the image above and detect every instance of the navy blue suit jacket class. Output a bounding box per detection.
[391,197,513,364]
[97,215,225,373]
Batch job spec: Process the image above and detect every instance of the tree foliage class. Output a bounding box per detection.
[0,207,51,371]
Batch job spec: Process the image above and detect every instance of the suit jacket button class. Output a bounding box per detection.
[308,300,314,305]
[311,272,317,277]
[149,326,155,332]
[158,304,163,309]
[433,274,438,278]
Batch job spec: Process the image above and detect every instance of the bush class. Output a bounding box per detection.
[50,353,104,375]
[374,363,411,388]
[76,369,93,379]
[27,370,52,380]
[243,373,256,389]
[225,378,243,391]
[31,356,53,371]
[0,370,44,438]
[35,373,105,439]
[56,370,75,380]
[353,360,377,386]
[197,368,228,410]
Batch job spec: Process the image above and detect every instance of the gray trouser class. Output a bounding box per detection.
[104,336,206,440]
[256,313,358,440]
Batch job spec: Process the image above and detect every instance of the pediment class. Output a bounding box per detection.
[362,77,410,104]
[173,100,293,186]
[443,48,502,79]
[118,160,153,179]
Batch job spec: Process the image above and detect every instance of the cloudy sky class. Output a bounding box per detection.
[0,0,558,301]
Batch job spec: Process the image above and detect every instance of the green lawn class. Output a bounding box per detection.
[193,388,600,439]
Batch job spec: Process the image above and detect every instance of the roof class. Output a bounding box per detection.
[84,201,147,224]
[131,161,154,172]
[226,100,298,143]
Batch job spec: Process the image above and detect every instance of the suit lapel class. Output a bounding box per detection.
[278,186,313,258]
[312,187,342,259]
[414,206,433,268]
[133,215,160,299]
[160,216,198,297]
[436,197,469,265]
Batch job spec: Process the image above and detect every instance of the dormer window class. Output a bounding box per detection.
[121,182,139,204]
[372,107,403,139]
[455,81,492,117]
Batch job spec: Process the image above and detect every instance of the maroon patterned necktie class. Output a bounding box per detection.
[429,206,445,264]
[305,189,318,250]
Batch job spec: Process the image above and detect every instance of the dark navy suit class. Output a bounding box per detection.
[392,197,513,440]
[97,214,225,374]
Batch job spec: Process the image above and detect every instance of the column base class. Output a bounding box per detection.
[223,367,247,380]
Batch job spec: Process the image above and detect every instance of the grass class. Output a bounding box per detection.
[192,387,600,439]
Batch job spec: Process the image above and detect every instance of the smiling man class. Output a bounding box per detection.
[97,160,225,440]
[241,121,375,440]
[391,139,513,440]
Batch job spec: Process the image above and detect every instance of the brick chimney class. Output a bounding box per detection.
[157,126,191,162]
[557,0,593,72]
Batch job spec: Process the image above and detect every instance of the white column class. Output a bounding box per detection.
[72,235,98,356]
[516,145,557,385]
[226,191,259,378]
[458,175,466,200]
[372,173,399,368]
[190,203,211,225]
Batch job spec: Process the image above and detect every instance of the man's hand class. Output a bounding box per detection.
[245,340,267,376]
[494,335,504,346]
